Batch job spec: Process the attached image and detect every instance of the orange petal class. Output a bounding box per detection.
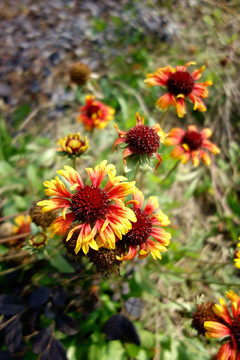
[217,342,237,360]
[204,321,230,338]
[188,93,207,112]
[200,150,211,166]
[156,93,176,111]
[201,128,212,139]
[192,82,211,98]
[144,196,159,214]
[202,139,220,155]
[57,166,83,188]
[170,145,185,159]
[117,245,138,261]
[176,95,186,118]
[191,65,205,80]
[132,187,145,208]
[175,61,196,72]
[191,151,200,167]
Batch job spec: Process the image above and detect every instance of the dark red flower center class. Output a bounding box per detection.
[86,105,100,118]
[230,314,240,345]
[126,125,160,156]
[71,185,110,223]
[167,71,194,96]
[121,208,152,246]
[181,130,203,151]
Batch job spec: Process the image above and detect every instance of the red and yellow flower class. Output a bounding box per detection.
[234,239,240,269]
[113,112,166,171]
[57,132,89,158]
[204,290,240,360]
[117,188,171,261]
[11,214,31,247]
[37,161,136,254]
[144,62,212,118]
[165,125,220,166]
[78,95,115,131]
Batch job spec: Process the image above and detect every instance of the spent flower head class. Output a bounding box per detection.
[38,161,136,254]
[117,188,171,261]
[165,125,220,166]
[113,112,166,172]
[78,95,115,131]
[144,62,212,118]
[57,132,89,158]
[69,62,91,86]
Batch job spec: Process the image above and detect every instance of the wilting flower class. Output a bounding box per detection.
[144,62,212,117]
[37,161,136,254]
[78,95,115,131]
[233,239,240,269]
[57,132,89,158]
[112,112,166,171]
[69,62,91,86]
[11,214,31,247]
[165,125,220,166]
[204,290,240,360]
[117,188,171,261]
[191,301,223,336]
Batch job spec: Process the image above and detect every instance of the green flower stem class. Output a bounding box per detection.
[159,107,169,127]
[159,159,181,183]
[72,157,77,170]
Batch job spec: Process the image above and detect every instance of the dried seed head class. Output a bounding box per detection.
[88,247,121,274]
[191,301,221,336]
[30,203,58,228]
[70,62,91,86]
[0,222,14,238]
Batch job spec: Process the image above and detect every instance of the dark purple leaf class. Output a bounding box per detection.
[124,297,144,317]
[32,326,52,354]
[0,295,25,316]
[4,317,22,352]
[44,302,57,319]
[52,286,66,307]
[0,350,12,360]
[40,348,51,360]
[55,313,78,335]
[29,287,51,308]
[39,337,67,360]
[104,314,140,346]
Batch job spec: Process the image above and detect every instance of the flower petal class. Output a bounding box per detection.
[156,93,176,111]
[86,160,115,187]
[57,166,83,188]
[117,245,138,261]
[132,188,145,208]
[204,321,230,338]
[176,95,186,118]
[188,93,207,112]
[43,177,72,198]
[48,213,75,237]
[144,196,159,214]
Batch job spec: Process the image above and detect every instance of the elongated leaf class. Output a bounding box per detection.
[0,295,25,316]
[29,287,51,308]
[104,314,140,346]
[32,326,52,354]
[4,316,22,352]
[55,313,78,335]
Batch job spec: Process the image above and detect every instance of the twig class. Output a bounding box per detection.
[0,211,28,223]
[0,232,30,244]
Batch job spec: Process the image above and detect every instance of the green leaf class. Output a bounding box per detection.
[50,253,75,273]
[13,104,31,130]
